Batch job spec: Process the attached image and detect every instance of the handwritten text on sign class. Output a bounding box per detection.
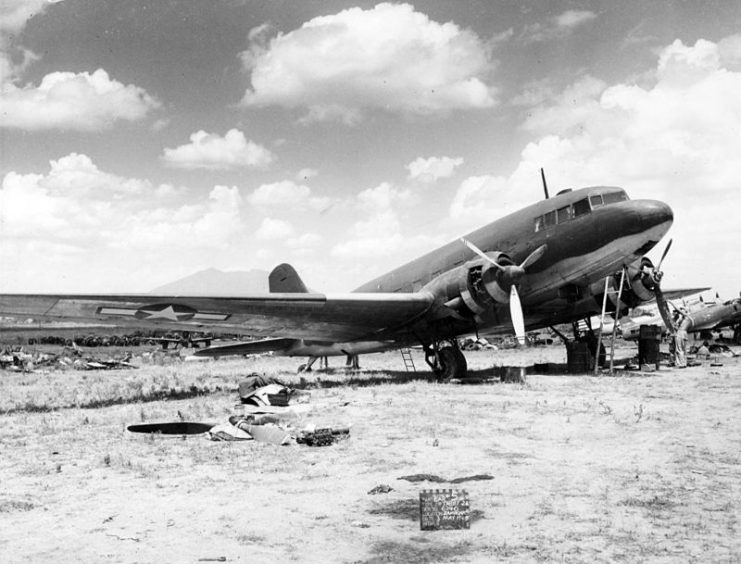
[419,489,470,530]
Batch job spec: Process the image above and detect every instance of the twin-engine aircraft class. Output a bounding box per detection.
[0,185,676,379]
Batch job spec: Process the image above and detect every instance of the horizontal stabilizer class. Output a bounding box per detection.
[269,263,309,293]
[193,337,297,357]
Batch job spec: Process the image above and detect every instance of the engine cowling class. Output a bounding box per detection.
[458,252,519,314]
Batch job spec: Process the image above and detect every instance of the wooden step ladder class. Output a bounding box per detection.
[400,348,416,372]
[594,268,627,375]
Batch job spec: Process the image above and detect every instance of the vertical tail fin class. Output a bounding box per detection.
[269,263,310,293]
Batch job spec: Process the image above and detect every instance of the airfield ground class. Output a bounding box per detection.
[0,344,739,563]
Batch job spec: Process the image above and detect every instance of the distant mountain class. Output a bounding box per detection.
[150,268,269,296]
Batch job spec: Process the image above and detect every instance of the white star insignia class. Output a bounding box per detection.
[141,305,182,320]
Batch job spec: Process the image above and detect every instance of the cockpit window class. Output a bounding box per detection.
[573,198,590,217]
[589,194,604,207]
[557,206,571,223]
[544,210,556,227]
[603,191,628,204]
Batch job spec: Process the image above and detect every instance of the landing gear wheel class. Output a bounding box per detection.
[433,347,468,381]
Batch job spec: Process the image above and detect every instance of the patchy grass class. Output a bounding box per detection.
[0,347,739,562]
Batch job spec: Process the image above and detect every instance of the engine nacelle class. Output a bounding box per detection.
[458,252,516,314]
[600,257,657,310]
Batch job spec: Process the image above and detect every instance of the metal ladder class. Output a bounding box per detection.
[400,348,416,372]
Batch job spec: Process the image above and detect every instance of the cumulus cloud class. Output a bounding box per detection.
[0,154,249,289]
[556,10,597,30]
[161,129,274,170]
[451,36,741,294]
[247,180,330,211]
[0,1,158,131]
[1,68,160,131]
[296,168,318,181]
[521,9,597,43]
[407,156,464,182]
[331,182,430,258]
[286,232,322,251]
[240,2,496,123]
[357,182,413,212]
[515,38,741,196]
[255,217,294,240]
[718,34,741,66]
[0,0,63,37]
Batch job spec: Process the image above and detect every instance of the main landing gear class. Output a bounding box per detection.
[424,341,467,380]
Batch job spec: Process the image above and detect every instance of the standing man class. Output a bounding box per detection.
[673,310,690,368]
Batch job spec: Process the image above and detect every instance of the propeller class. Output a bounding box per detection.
[510,285,526,345]
[647,238,675,333]
[460,239,547,345]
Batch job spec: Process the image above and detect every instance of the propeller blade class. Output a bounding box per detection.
[656,238,673,272]
[510,285,526,345]
[655,285,676,334]
[519,244,547,270]
[460,238,503,270]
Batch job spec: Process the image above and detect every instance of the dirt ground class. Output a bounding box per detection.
[1,344,739,563]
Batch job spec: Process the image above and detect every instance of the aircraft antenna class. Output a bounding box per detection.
[540,168,549,199]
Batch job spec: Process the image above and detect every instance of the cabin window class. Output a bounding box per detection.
[534,216,545,232]
[603,191,628,204]
[432,270,441,280]
[544,210,556,227]
[573,198,591,217]
[590,194,604,207]
[557,206,571,223]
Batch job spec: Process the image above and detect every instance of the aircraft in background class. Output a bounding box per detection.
[680,296,741,341]
[146,331,213,350]
[621,292,739,341]
[0,185,680,379]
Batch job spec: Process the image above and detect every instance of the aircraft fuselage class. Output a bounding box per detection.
[355,186,673,340]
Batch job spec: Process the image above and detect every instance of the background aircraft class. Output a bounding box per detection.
[0,185,676,378]
[680,296,741,341]
[621,292,738,341]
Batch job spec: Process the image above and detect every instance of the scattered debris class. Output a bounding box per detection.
[449,474,494,484]
[398,473,494,484]
[208,424,253,442]
[368,485,394,495]
[459,337,497,351]
[0,346,137,372]
[229,416,291,445]
[296,427,350,447]
[398,474,447,483]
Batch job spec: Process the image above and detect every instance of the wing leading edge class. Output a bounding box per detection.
[0,292,435,342]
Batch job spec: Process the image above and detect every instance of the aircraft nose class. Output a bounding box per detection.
[638,200,673,229]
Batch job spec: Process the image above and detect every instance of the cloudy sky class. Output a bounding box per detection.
[1,0,740,298]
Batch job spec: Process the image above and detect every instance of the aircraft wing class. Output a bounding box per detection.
[0,292,434,342]
[654,287,710,301]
